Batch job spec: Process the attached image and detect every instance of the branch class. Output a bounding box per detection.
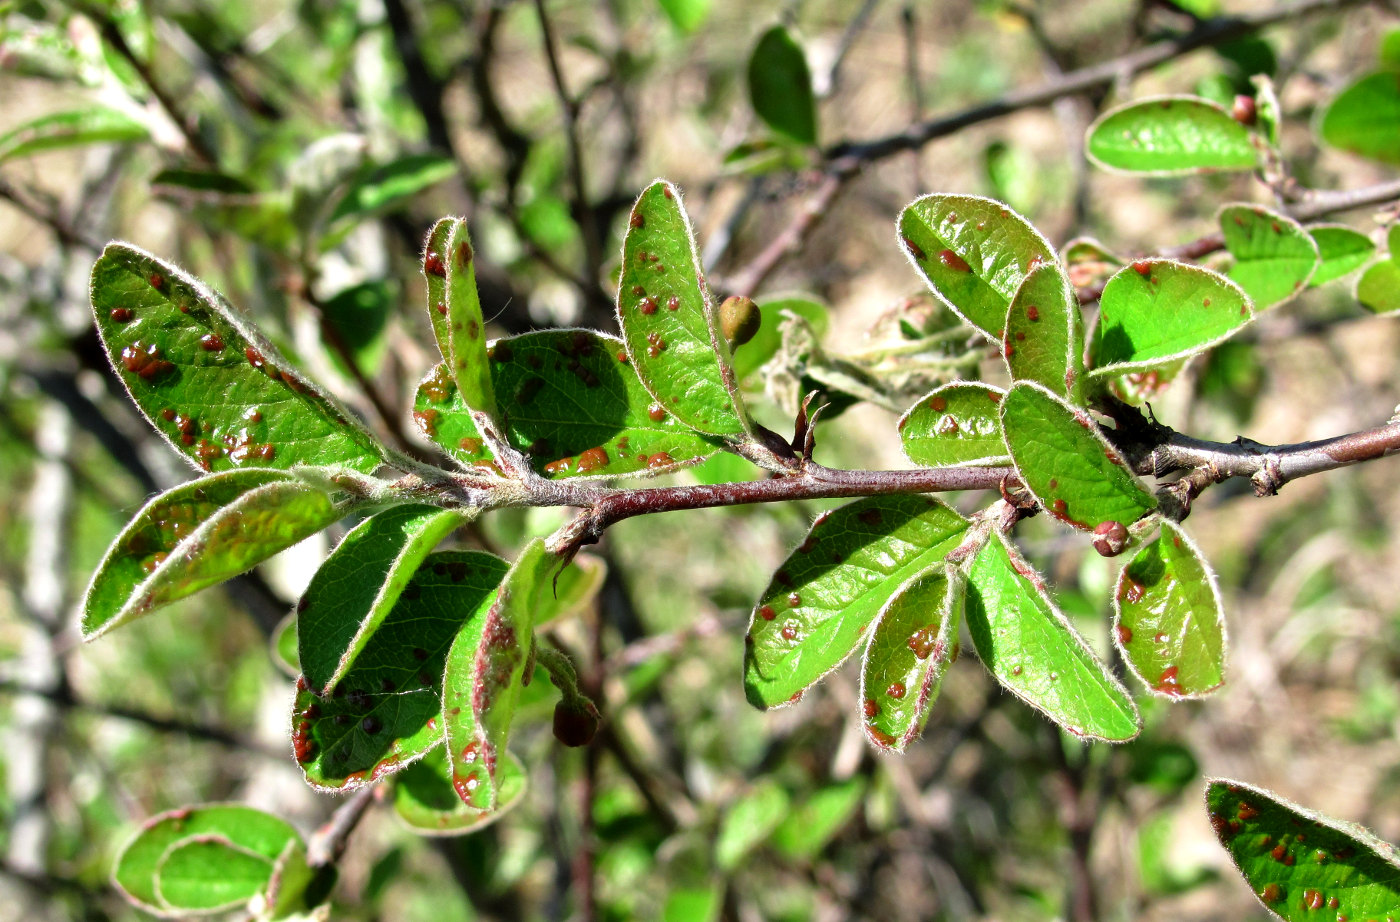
[306,785,378,868]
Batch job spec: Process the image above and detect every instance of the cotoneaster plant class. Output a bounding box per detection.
[82,81,1400,920]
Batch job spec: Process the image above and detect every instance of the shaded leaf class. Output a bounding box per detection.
[966,532,1140,741]
[747,26,817,145]
[744,495,969,709]
[271,612,299,677]
[328,154,458,224]
[83,472,343,640]
[772,779,866,860]
[155,836,273,912]
[731,296,828,381]
[716,781,790,871]
[1206,778,1400,919]
[90,244,386,474]
[294,551,508,792]
[442,539,551,809]
[260,839,317,919]
[1003,263,1085,400]
[442,219,497,418]
[1001,382,1156,531]
[898,382,1009,468]
[1307,224,1376,286]
[415,330,723,479]
[858,567,963,751]
[0,106,147,163]
[322,281,391,375]
[616,181,748,436]
[298,504,469,695]
[1219,205,1318,309]
[1357,259,1400,315]
[1114,521,1227,699]
[1319,72,1400,165]
[1062,237,1124,290]
[1107,358,1189,407]
[1085,96,1258,174]
[897,194,1055,339]
[393,746,527,836]
[1091,259,1253,375]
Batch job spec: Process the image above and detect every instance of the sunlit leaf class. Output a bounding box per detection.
[898,382,1009,468]
[421,217,455,364]
[328,154,458,224]
[393,746,527,836]
[656,0,710,32]
[1357,259,1400,315]
[1086,95,1258,174]
[155,836,274,912]
[442,219,497,418]
[1219,205,1318,309]
[716,780,790,871]
[0,106,147,162]
[1319,72,1400,165]
[772,778,866,860]
[747,26,817,145]
[1307,224,1376,286]
[1003,263,1085,400]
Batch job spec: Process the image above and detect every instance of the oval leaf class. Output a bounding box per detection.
[1062,237,1124,290]
[899,382,1009,468]
[293,551,508,791]
[747,26,817,145]
[1114,520,1227,699]
[1001,382,1156,531]
[298,504,470,695]
[393,746,527,836]
[442,219,497,418]
[1090,259,1253,375]
[1219,205,1319,309]
[1003,263,1085,400]
[858,567,964,751]
[415,330,723,479]
[82,473,343,640]
[744,495,969,709]
[716,781,791,872]
[1307,224,1376,287]
[1319,72,1400,165]
[617,181,748,436]
[0,106,148,163]
[897,194,1055,339]
[113,804,299,915]
[442,538,552,810]
[1085,95,1259,174]
[90,244,386,474]
[965,532,1140,741]
[1207,778,1400,919]
[1357,259,1400,315]
[155,836,273,912]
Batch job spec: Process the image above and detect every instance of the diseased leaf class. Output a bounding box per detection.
[442,220,496,418]
[1206,778,1400,919]
[90,244,386,474]
[1085,96,1259,174]
[898,382,1009,468]
[298,504,470,695]
[113,805,299,914]
[393,746,527,836]
[731,297,828,381]
[1001,382,1156,531]
[1062,237,1124,291]
[897,194,1055,339]
[1107,358,1189,407]
[858,567,963,751]
[966,532,1140,741]
[155,836,273,912]
[716,781,790,871]
[616,181,748,436]
[747,26,817,145]
[0,106,148,162]
[293,551,508,792]
[328,154,458,224]
[415,330,723,479]
[772,779,866,860]
[422,218,455,363]
[82,472,343,640]
[1307,224,1376,286]
[442,539,552,809]
[1357,259,1400,315]
[744,495,969,709]
[1219,205,1319,309]
[1091,259,1253,375]
[1003,263,1085,400]
[1114,521,1227,699]
[1319,72,1400,165]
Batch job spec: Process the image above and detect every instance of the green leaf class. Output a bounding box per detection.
[1090,259,1253,375]
[1381,28,1400,70]
[1357,259,1400,315]
[716,781,790,871]
[90,244,387,474]
[1001,382,1156,531]
[1085,95,1259,174]
[260,839,317,918]
[272,612,299,677]
[897,194,1055,339]
[293,551,508,791]
[328,154,458,224]
[663,886,722,922]
[898,382,1009,468]
[113,805,300,914]
[533,552,606,627]
[731,297,828,381]
[441,219,497,419]
[82,472,343,640]
[155,835,274,912]
[422,217,455,364]
[414,330,723,479]
[747,26,817,145]
[1219,205,1319,309]
[1062,237,1124,291]
[656,0,710,32]
[772,778,866,860]
[965,532,1140,741]
[1206,778,1400,919]
[393,746,527,836]
[1106,358,1189,407]
[1114,521,1227,699]
[1003,263,1085,400]
[322,281,391,375]
[1319,72,1400,165]
[744,495,969,709]
[442,539,552,809]
[616,181,748,437]
[298,504,469,695]
[1307,224,1376,286]
[0,106,148,163]
[858,567,963,751]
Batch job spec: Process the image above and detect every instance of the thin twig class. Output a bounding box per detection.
[307,785,378,868]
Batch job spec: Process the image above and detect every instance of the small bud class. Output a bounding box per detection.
[1231,94,1257,126]
[552,697,600,747]
[719,296,761,347]
[1092,520,1130,558]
